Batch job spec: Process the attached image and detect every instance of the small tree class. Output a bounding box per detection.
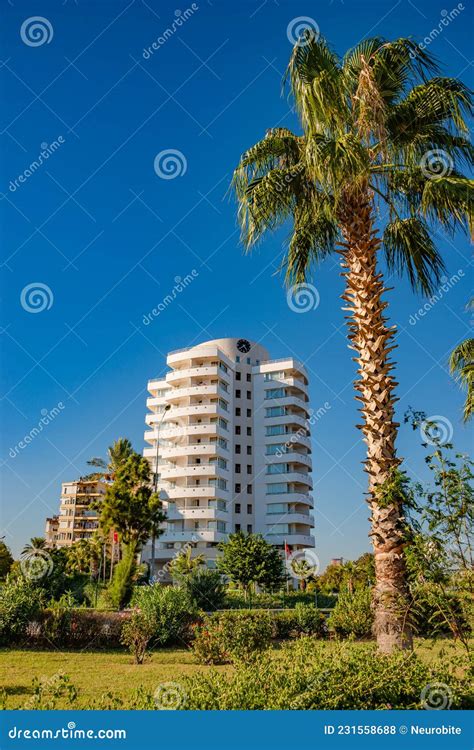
[100,452,166,608]
[169,547,205,581]
[217,532,284,602]
[0,541,13,580]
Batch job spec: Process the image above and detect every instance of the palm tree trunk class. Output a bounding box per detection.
[338,191,413,654]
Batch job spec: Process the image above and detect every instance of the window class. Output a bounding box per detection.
[246,408,252,417]
[266,483,288,494]
[267,503,287,514]
[235,407,241,417]
[218,437,228,450]
[266,388,286,399]
[219,381,228,393]
[247,504,252,514]
[235,503,241,513]
[246,373,251,382]
[267,463,288,474]
[264,371,285,381]
[266,444,287,455]
[247,465,252,475]
[235,425,241,435]
[235,484,241,494]
[246,357,251,364]
[267,523,288,535]
[210,457,228,469]
[235,523,241,532]
[219,362,228,373]
[235,444,241,454]
[209,478,227,490]
[235,389,241,398]
[236,356,240,363]
[246,426,252,436]
[212,417,228,430]
[247,484,252,494]
[235,464,241,473]
[266,424,287,436]
[247,524,252,533]
[236,372,241,381]
[246,391,251,399]
[219,398,228,411]
[266,406,286,418]
[246,446,252,455]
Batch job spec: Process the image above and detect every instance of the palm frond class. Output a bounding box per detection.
[382,216,446,294]
[450,337,474,422]
[421,176,473,236]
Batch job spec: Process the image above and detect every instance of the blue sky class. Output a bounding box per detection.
[1,0,472,566]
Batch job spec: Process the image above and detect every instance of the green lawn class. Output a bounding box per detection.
[0,639,467,709]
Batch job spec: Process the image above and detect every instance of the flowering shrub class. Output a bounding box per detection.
[192,622,227,665]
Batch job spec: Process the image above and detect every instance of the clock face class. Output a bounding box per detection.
[237,338,251,353]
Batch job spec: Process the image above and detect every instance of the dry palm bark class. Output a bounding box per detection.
[338,190,412,653]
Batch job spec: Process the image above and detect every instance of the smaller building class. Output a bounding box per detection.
[45,478,108,548]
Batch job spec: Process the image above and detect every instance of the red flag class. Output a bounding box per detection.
[113,531,119,543]
[284,541,291,558]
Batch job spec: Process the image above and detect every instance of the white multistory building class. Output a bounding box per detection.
[142,338,315,575]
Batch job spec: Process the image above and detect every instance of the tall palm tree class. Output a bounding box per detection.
[22,537,46,555]
[233,34,472,652]
[87,438,133,478]
[450,300,473,422]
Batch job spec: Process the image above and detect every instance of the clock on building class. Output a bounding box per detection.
[236,338,251,353]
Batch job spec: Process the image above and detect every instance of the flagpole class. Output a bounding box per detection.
[285,538,290,595]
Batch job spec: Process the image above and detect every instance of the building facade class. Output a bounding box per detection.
[142,338,315,575]
[44,478,107,547]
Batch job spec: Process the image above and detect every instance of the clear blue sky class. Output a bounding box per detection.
[1,0,472,567]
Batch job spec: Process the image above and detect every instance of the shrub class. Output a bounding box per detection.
[329,588,374,638]
[121,608,156,664]
[193,610,273,665]
[0,577,43,645]
[182,638,473,710]
[107,544,137,610]
[181,568,226,611]
[131,584,197,646]
[25,609,128,649]
[192,622,227,665]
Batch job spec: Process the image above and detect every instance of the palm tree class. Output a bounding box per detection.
[87,438,133,478]
[22,537,46,555]
[449,300,473,422]
[169,547,205,580]
[233,34,472,652]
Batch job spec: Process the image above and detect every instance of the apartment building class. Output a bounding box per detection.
[44,478,107,547]
[142,338,315,575]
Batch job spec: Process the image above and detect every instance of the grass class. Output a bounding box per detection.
[0,639,468,709]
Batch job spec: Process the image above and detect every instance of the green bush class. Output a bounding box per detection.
[181,568,226,611]
[329,588,374,638]
[107,544,137,610]
[193,610,273,665]
[121,608,156,664]
[131,584,197,647]
[26,609,128,649]
[272,605,326,639]
[182,638,473,709]
[0,577,43,645]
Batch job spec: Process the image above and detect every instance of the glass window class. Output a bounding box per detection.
[266,443,287,455]
[265,388,286,399]
[267,503,287,514]
[265,406,286,418]
[266,483,288,494]
[267,523,289,534]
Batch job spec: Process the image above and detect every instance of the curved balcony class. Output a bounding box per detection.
[163,486,225,500]
[166,365,230,385]
[265,511,314,526]
[264,533,315,547]
[265,413,308,431]
[265,452,312,470]
[167,506,229,521]
[165,384,220,402]
[265,432,311,451]
[160,464,225,479]
[169,404,229,420]
[159,529,227,543]
[157,444,219,458]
